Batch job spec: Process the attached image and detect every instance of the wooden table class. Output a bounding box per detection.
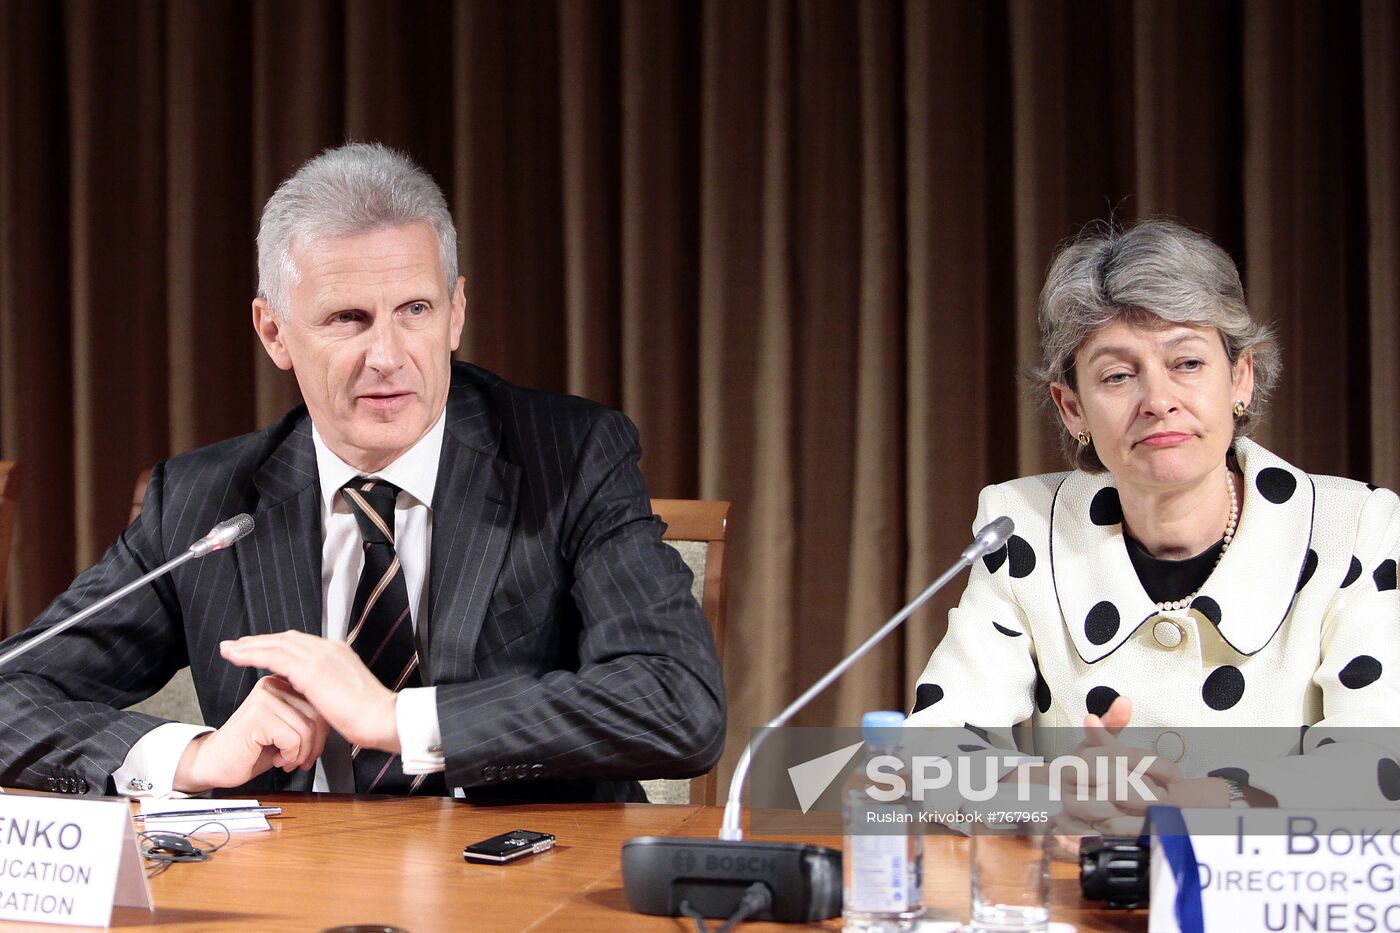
[14,795,1149,931]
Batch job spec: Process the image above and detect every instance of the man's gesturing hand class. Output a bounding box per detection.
[219,631,401,755]
[173,675,328,793]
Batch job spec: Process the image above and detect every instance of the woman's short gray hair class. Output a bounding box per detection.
[1033,217,1281,472]
[256,142,458,319]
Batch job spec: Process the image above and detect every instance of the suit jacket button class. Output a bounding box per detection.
[46,777,58,791]
[1153,619,1184,649]
[530,764,544,777]
[483,765,497,782]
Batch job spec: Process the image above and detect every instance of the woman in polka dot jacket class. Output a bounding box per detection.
[909,218,1400,827]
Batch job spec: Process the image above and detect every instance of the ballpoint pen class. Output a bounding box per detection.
[134,806,283,820]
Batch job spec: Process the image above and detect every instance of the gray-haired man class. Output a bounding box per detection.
[0,143,725,802]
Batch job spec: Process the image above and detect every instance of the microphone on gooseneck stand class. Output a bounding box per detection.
[0,514,255,669]
[621,516,1016,926]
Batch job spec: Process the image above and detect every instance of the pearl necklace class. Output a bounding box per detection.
[1154,469,1239,612]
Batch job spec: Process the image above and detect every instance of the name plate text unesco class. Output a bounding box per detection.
[0,792,151,926]
[1151,809,1400,933]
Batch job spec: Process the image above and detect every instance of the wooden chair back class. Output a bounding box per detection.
[0,462,19,632]
[650,498,731,806]
[131,468,151,525]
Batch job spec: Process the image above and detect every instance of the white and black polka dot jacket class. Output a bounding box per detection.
[910,439,1400,808]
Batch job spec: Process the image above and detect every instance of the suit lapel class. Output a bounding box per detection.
[1195,439,1313,655]
[427,376,520,685]
[1051,468,1158,663]
[238,417,323,643]
[230,374,522,690]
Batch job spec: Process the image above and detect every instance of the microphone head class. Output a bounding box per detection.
[189,513,255,557]
[967,515,1015,559]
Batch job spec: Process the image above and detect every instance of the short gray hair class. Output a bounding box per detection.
[1033,218,1281,472]
[256,142,458,319]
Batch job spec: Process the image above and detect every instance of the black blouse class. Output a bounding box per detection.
[1124,535,1225,605]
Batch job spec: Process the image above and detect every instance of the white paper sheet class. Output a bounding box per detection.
[136,797,272,834]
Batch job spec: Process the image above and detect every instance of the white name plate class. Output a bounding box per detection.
[1150,808,1400,933]
[0,792,151,926]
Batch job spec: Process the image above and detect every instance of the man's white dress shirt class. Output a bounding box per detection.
[114,413,449,796]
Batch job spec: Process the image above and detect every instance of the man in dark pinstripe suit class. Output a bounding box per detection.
[0,143,724,802]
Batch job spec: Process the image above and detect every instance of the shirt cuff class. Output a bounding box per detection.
[112,722,215,798]
[396,686,444,774]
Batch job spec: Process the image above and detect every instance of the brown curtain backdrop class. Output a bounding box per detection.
[2,0,1397,789]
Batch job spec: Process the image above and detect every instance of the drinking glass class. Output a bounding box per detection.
[968,829,1050,932]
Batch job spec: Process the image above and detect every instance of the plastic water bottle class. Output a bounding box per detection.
[843,711,924,932]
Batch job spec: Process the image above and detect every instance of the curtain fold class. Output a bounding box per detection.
[66,0,169,564]
[558,0,621,406]
[901,0,1014,688]
[0,0,75,635]
[1244,0,1369,475]
[453,0,568,393]
[1363,0,1400,491]
[166,0,256,455]
[620,0,701,498]
[1,0,1393,791]
[251,0,343,426]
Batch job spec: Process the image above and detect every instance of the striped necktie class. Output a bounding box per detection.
[341,477,441,795]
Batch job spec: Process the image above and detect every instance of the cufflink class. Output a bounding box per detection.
[428,744,442,754]
[127,778,153,792]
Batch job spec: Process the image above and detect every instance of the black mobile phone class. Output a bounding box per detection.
[462,829,556,864]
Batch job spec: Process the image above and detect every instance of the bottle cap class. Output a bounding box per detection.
[860,710,906,745]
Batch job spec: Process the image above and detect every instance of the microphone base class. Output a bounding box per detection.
[621,836,842,922]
